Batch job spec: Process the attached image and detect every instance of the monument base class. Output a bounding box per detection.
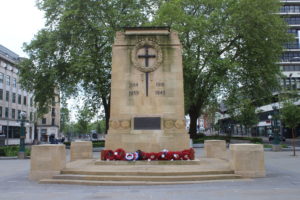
[105,131,190,152]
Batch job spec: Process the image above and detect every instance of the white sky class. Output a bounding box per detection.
[0,0,45,57]
[0,1,100,122]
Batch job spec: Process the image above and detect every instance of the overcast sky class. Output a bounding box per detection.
[0,0,45,57]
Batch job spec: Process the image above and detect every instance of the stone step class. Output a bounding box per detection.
[40,175,243,186]
[51,174,241,182]
[61,170,235,176]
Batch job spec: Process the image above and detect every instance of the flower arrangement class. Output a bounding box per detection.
[101,148,195,161]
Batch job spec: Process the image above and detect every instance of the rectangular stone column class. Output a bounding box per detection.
[230,144,265,178]
[70,141,93,161]
[204,140,227,160]
[29,144,66,181]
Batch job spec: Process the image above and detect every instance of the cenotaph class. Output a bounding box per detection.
[105,27,190,152]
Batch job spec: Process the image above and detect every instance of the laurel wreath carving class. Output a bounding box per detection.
[131,39,162,73]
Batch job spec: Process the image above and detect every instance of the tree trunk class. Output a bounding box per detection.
[102,95,110,134]
[188,105,200,139]
[292,128,296,156]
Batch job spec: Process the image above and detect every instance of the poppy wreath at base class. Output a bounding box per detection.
[101,148,195,161]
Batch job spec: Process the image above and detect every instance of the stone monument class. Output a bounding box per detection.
[105,27,190,152]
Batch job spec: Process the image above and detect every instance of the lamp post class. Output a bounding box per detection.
[268,114,273,138]
[272,105,280,145]
[289,73,293,90]
[18,111,27,159]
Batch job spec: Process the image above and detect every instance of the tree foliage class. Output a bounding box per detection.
[228,99,259,135]
[19,0,289,138]
[280,100,300,156]
[19,0,155,131]
[76,104,94,134]
[60,107,70,133]
[154,0,289,137]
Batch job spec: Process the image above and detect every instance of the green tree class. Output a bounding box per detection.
[228,99,259,136]
[19,0,154,132]
[154,0,289,138]
[60,107,70,133]
[76,105,94,135]
[280,101,300,156]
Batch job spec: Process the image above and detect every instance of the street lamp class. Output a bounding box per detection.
[268,114,272,137]
[18,111,27,159]
[289,73,293,90]
[271,105,280,145]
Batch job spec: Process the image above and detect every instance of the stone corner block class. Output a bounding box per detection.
[70,141,93,161]
[29,144,66,181]
[230,144,265,178]
[204,140,227,160]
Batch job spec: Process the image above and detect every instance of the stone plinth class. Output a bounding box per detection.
[70,141,93,161]
[105,27,190,152]
[204,140,227,160]
[230,144,265,178]
[29,144,66,181]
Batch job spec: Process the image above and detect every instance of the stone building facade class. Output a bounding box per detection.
[0,44,60,144]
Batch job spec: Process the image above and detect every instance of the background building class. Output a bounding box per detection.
[0,44,36,144]
[0,44,61,144]
[36,93,61,142]
[216,1,300,138]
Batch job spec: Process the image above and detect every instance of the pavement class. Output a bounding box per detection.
[0,149,300,200]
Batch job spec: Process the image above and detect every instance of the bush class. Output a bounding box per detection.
[92,141,105,147]
[63,142,71,146]
[264,144,272,148]
[192,135,263,144]
[0,145,31,157]
[249,137,263,144]
[63,141,105,147]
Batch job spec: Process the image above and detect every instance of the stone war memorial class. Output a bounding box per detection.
[105,27,190,153]
[29,27,266,185]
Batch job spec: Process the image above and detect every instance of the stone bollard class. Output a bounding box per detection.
[70,141,93,161]
[230,144,265,178]
[29,144,66,181]
[204,140,227,160]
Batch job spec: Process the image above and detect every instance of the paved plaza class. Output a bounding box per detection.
[0,149,299,200]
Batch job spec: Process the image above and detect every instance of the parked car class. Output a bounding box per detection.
[268,134,286,142]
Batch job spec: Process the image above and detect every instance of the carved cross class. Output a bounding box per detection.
[138,46,156,96]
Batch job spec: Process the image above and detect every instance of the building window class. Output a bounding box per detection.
[281,52,300,62]
[12,93,16,103]
[30,112,32,121]
[0,89,3,100]
[52,97,55,106]
[6,91,9,101]
[18,110,21,119]
[12,109,15,119]
[42,118,46,124]
[52,108,55,117]
[30,97,33,107]
[5,107,9,118]
[13,78,16,88]
[3,126,20,139]
[0,73,3,83]
[0,106,2,118]
[18,94,21,104]
[23,96,26,105]
[6,75,10,85]
[52,118,55,126]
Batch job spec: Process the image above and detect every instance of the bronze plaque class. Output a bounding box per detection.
[134,117,161,130]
